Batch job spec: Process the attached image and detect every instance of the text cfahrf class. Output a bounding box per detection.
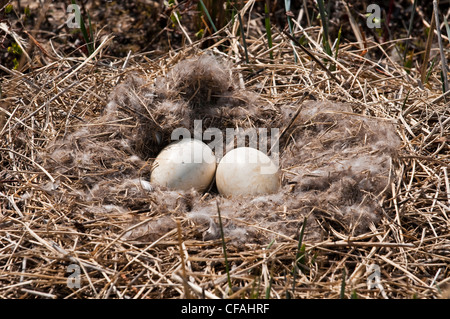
[180,303,269,316]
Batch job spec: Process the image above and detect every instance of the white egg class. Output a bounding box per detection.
[151,138,216,192]
[215,147,280,197]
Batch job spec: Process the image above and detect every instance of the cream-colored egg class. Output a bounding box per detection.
[216,147,280,197]
[151,139,216,192]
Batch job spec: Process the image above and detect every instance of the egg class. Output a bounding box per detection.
[150,138,216,192]
[215,147,280,197]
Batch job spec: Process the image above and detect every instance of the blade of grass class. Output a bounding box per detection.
[334,25,342,60]
[420,11,435,85]
[404,49,413,74]
[340,267,347,299]
[87,12,94,53]
[444,16,450,41]
[250,277,260,299]
[425,57,437,84]
[237,11,249,64]
[216,200,232,294]
[440,71,446,93]
[285,0,298,62]
[330,25,342,72]
[433,0,449,92]
[317,0,332,57]
[285,0,293,31]
[230,1,237,25]
[284,272,291,299]
[291,217,307,296]
[71,0,94,56]
[264,0,273,61]
[266,238,275,250]
[265,275,272,299]
[295,218,307,271]
[401,90,411,111]
[199,0,218,34]
[403,0,418,63]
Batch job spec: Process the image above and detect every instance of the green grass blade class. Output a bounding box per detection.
[284,271,291,299]
[433,0,449,92]
[266,239,275,250]
[230,6,236,25]
[71,0,93,56]
[444,16,450,40]
[420,16,435,84]
[331,25,342,72]
[404,50,413,74]
[256,276,261,299]
[401,90,411,110]
[199,0,218,34]
[334,25,342,59]
[295,218,307,269]
[403,0,417,63]
[250,277,260,299]
[441,71,446,93]
[285,0,298,62]
[340,267,347,299]
[317,0,332,57]
[425,57,436,84]
[87,12,94,54]
[216,201,232,293]
[264,0,273,60]
[285,0,293,32]
[265,275,272,299]
[291,217,307,296]
[237,12,249,64]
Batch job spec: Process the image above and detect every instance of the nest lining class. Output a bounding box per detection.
[39,54,400,245]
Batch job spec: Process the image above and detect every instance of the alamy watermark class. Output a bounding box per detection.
[66,4,82,29]
[67,3,383,30]
[366,263,388,298]
[67,264,81,289]
[170,120,280,174]
[366,4,382,29]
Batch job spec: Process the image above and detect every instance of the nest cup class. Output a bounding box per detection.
[41,53,400,244]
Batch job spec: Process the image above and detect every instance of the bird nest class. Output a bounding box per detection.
[1,25,449,300]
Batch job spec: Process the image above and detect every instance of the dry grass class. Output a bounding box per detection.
[1,1,450,299]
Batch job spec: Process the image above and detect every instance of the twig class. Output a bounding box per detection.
[315,241,416,248]
[420,9,435,84]
[20,288,56,299]
[430,89,450,104]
